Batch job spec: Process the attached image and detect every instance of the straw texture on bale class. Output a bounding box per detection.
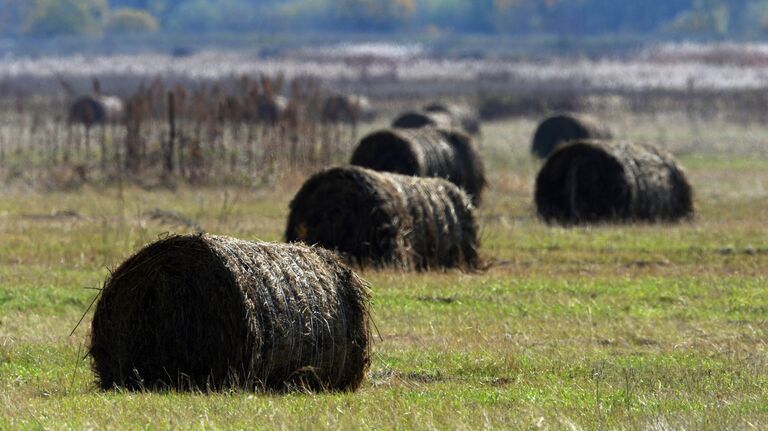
[391,111,454,130]
[286,166,479,271]
[350,128,486,205]
[531,114,612,159]
[68,95,124,126]
[423,102,481,135]
[89,234,371,392]
[535,140,694,224]
[321,95,374,124]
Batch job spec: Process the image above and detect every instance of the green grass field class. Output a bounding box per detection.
[0,117,767,429]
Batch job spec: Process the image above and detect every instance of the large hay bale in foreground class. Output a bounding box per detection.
[68,95,124,126]
[350,128,486,205]
[531,114,612,159]
[423,102,481,135]
[535,141,694,224]
[286,166,480,271]
[89,234,371,392]
[321,94,375,124]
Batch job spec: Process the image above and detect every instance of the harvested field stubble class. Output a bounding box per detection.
[285,166,480,271]
[89,234,371,392]
[535,140,694,224]
[350,128,486,205]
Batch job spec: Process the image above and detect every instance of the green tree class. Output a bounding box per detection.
[105,7,159,34]
[23,0,108,36]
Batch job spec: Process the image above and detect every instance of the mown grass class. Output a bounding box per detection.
[0,116,767,429]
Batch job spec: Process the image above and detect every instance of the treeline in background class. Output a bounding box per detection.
[1,0,768,39]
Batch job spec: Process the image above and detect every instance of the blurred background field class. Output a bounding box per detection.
[0,104,767,428]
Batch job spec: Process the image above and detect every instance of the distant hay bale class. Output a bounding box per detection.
[260,94,289,124]
[423,102,481,135]
[392,111,454,130]
[286,166,480,271]
[243,94,292,124]
[68,95,124,126]
[89,234,371,392]
[350,128,486,205]
[531,114,612,159]
[535,140,694,224]
[321,95,375,124]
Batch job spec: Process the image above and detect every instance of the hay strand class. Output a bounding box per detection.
[535,140,694,224]
[89,234,371,392]
[286,166,480,271]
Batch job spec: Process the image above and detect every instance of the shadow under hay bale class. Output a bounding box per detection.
[68,95,124,126]
[350,128,486,205]
[535,141,694,224]
[285,166,480,271]
[90,234,371,392]
[423,102,481,135]
[321,95,375,124]
[531,113,612,159]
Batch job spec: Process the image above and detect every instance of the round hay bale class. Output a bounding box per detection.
[286,166,480,271]
[392,111,454,130]
[247,94,291,124]
[535,140,694,224]
[68,95,124,126]
[321,95,375,124]
[350,128,486,205]
[89,234,371,392]
[531,114,612,159]
[423,102,481,135]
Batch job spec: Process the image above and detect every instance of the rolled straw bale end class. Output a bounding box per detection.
[89,234,371,392]
[535,140,694,225]
[287,166,481,271]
